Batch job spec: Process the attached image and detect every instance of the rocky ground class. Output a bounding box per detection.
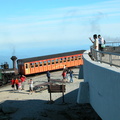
[0,68,102,120]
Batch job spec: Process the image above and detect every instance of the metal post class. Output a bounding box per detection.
[62,84,65,103]
[50,92,52,101]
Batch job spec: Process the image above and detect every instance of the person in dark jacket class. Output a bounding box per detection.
[46,71,50,82]
[69,69,74,83]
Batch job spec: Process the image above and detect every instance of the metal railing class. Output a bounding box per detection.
[105,42,120,47]
[90,42,120,68]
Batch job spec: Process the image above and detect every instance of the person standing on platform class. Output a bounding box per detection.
[69,69,74,83]
[46,71,50,82]
[89,34,99,50]
[98,34,105,51]
[20,75,26,90]
[98,34,105,56]
[15,77,19,90]
[63,65,67,70]
[89,34,99,61]
[11,78,15,90]
[62,70,66,80]
[28,79,34,94]
[18,79,22,92]
[66,68,70,81]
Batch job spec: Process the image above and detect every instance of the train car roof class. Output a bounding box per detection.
[17,50,85,63]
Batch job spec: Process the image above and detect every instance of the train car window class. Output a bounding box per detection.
[56,59,58,64]
[30,63,34,68]
[75,56,78,60]
[64,58,66,62]
[68,57,70,61]
[48,60,51,65]
[78,55,81,60]
[25,64,28,69]
[44,61,46,66]
[71,56,74,61]
[52,60,54,64]
[35,62,38,67]
[40,62,43,66]
[60,58,62,63]
[30,63,32,67]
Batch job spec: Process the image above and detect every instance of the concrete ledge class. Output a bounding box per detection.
[78,65,84,79]
[82,50,120,120]
[77,82,89,104]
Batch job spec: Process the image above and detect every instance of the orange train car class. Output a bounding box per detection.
[17,50,85,75]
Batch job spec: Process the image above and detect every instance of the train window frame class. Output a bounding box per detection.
[60,58,62,63]
[78,55,81,60]
[75,56,78,60]
[43,61,47,66]
[71,56,74,61]
[25,64,28,69]
[39,62,43,66]
[64,58,66,62]
[47,60,51,65]
[35,62,38,67]
[56,59,59,64]
[52,60,54,64]
[30,63,34,68]
[67,57,70,61]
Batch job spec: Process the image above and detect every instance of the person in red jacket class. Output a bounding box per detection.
[62,70,66,80]
[11,78,15,90]
[20,75,26,90]
[15,78,19,90]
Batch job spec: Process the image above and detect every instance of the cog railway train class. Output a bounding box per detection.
[0,50,85,86]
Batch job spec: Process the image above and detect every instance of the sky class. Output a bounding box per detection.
[0,0,120,67]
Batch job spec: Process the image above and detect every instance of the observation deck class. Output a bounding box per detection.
[77,42,120,120]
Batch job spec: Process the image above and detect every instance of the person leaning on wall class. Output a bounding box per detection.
[89,34,99,61]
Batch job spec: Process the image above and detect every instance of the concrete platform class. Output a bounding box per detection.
[0,68,84,120]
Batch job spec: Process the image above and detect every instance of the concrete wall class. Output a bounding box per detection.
[83,50,120,120]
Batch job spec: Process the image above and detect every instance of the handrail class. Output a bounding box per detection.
[105,42,120,47]
[90,44,120,68]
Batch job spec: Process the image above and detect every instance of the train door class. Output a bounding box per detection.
[74,55,78,66]
[51,59,54,70]
[18,61,24,75]
[34,62,39,73]
[55,58,59,69]
[47,60,51,71]
[25,63,30,75]
[70,56,75,67]
[39,61,43,72]
[30,63,35,74]
[78,54,83,65]
[43,61,47,71]
[59,58,64,69]
[63,57,67,68]
[66,57,71,67]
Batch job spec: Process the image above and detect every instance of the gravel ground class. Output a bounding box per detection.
[0,68,101,120]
